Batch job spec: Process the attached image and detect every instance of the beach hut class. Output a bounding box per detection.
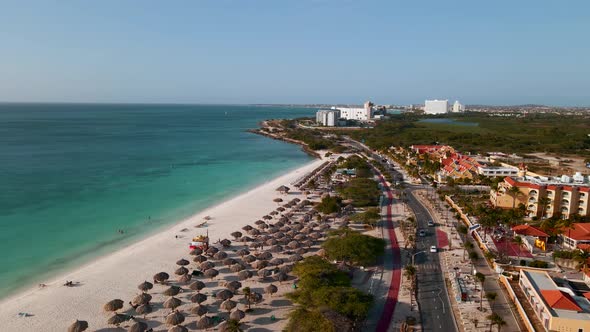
[68,320,88,332]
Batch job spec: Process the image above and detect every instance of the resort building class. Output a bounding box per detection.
[519,269,590,331]
[477,165,519,177]
[452,100,464,113]
[332,101,373,121]
[559,223,590,249]
[315,109,340,127]
[424,99,448,114]
[490,172,590,219]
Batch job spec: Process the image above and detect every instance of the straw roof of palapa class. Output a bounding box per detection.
[68,320,88,332]
[163,297,182,310]
[132,293,152,306]
[168,326,188,332]
[230,308,245,321]
[137,281,153,292]
[165,311,185,326]
[163,286,181,296]
[189,280,205,291]
[103,299,124,312]
[220,299,237,311]
[216,289,234,300]
[190,304,208,316]
[190,293,207,304]
[128,321,148,332]
[135,304,152,316]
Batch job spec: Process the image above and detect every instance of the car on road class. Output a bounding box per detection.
[418,229,426,237]
[430,245,437,253]
[427,220,435,227]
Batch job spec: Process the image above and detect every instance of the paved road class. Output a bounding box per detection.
[405,188,456,332]
[344,138,457,332]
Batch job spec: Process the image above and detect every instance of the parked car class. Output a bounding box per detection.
[427,220,435,227]
[430,245,437,253]
[419,229,426,237]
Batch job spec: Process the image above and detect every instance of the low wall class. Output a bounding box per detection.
[499,275,536,332]
[554,257,577,270]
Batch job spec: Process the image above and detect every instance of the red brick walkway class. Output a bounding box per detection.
[436,229,449,249]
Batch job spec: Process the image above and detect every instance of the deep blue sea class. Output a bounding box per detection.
[0,103,314,298]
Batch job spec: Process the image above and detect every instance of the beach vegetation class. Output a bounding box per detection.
[336,178,380,207]
[322,228,386,266]
[286,256,373,330]
[350,207,381,229]
[315,195,342,214]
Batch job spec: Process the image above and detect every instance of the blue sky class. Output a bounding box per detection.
[0,1,588,106]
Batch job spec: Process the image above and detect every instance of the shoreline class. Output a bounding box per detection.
[0,157,325,331]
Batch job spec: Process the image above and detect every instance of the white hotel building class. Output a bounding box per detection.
[332,101,373,121]
[424,99,449,114]
[316,109,340,127]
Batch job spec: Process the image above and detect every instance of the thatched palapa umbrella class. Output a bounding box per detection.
[163,285,181,297]
[176,258,190,266]
[238,270,253,280]
[269,258,284,266]
[216,289,234,300]
[295,248,307,255]
[132,293,152,306]
[239,235,253,243]
[273,272,288,283]
[175,266,189,276]
[223,257,237,266]
[107,314,132,326]
[189,280,205,292]
[199,261,215,270]
[68,320,88,332]
[193,255,208,263]
[252,260,269,270]
[257,251,273,260]
[255,219,266,225]
[128,321,148,332]
[257,269,270,279]
[178,273,192,283]
[280,264,293,274]
[243,254,257,263]
[206,247,219,256]
[197,316,213,330]
[242,225,253,231]
[204,268,219,279]
[168,325,188,332]
[163,297,182,310]
[289,254,303,262]
[247,228,260,236]
[189,248,203,256]
[220,299,237,312]
[153,272,170,284]
[269,244,283,253]
[135,304,152,317]
[165,311,185,326]
[137,281,153,293]
[230,308,245,321]
[226,280,242,292]
[230,263,245,273]
[276,185,290,194]
[236,248,249,257]
[230,231,242,239]
[104,299,124,313]
[265,284,278,297]
[191,304,208,316]
[262,215,272,221]
[213,251,228,260]
[190,293,207,304]
[220,239,232,247]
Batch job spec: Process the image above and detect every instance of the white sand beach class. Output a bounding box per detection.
[0,158,326,332]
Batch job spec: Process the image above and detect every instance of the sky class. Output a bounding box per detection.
[0,1,589,106]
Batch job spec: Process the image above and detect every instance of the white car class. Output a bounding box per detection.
[430,245,437,253]
[427,220,435,227]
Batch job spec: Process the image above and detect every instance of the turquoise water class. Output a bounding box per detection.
[419,118,479,126]
[0,103,314,298]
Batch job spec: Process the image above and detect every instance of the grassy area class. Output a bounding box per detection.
[342,112,590,157]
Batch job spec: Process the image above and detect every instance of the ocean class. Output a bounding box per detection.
[0,103,314,299]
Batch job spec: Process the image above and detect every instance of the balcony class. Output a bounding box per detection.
[529,190,538,197]
[562,192,571,199]
[562,199,570,206]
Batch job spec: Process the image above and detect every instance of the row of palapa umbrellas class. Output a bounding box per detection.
[68,196,335,332]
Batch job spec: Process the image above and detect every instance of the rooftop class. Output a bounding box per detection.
[508,172,590,189]
[512,224,548,238]
[562,223,590,241]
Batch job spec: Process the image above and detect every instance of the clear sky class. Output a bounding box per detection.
[1,1,588,106]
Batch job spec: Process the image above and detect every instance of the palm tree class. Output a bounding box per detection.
[507,186,522,210]
[487,312,506,332]
[512,236,524,261]
[558,218,575,244]
[574,250,590,271]
[404,265,417,308]
[242,287,252,311]
[475,272,486,311]
[538,197,552,219]
[485,292,498,310]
